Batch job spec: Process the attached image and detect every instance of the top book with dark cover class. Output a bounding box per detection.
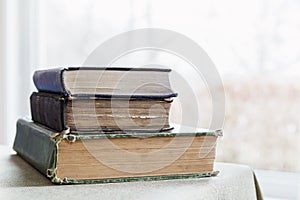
[33,67,177,98]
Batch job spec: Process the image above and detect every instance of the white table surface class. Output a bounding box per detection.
[0,145,262,200]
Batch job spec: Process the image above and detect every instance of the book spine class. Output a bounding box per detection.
[30,92,67,132]
[33,68,68,95]
[13,119,56,177]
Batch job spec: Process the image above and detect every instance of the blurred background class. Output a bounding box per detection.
[0,0,300,174]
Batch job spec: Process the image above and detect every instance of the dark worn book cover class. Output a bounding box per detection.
[13,118,221,185]
[30,92,66,132]
[30,92,174,132]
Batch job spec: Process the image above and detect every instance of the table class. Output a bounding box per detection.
[0,145,263,200]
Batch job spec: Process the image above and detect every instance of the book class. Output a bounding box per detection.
[33,67,177,98]
[13,118,222,184]
[30,92,173,132]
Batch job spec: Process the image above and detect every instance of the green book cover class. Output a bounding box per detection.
[13,118,222,184]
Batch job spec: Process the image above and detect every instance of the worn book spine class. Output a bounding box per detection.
[30,92,67,132]
[13,119,57,177]
[33,68,68,95]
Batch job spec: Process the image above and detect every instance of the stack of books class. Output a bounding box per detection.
[13,67,222,184]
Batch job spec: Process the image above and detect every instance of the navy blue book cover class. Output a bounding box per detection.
[33,67,177,98]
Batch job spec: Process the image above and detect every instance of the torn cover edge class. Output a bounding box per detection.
[46,128,70,184]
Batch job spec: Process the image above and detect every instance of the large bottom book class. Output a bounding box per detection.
[13,119,222,184]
